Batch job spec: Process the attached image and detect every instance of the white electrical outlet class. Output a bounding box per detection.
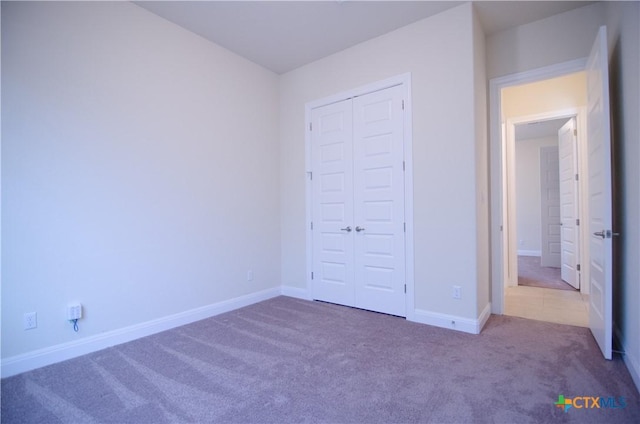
[452,286,461,299]
[247,270,253,281]
[24,312,37,330]
[67,303,82,320]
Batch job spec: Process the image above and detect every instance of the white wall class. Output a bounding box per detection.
[487,2,605,79]
[501,73,587,118]
[473,9,490,314]
[605,0,640,392]
[280,3,487,322]
[515,136,558,254]
[1,2,280,360]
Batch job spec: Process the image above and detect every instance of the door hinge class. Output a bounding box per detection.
[574,128,577,136]
[309,122,312,131]
[404,284,406,294]
[577,264,581,272]
[309,171,313,180]
[575,174,579,181]
[310,221,313,230]
[402,100,405,110]
[403,222,406,232]
[311,272,314,280]
[403,161,405,171]
[576,218,580,226]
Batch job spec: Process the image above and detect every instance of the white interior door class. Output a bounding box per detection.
[587,26,613,360]
[353,86,406,317]
[311,99,355,306]
[558,118,580,288]
[310,85,406,317]
[540,146,561,268]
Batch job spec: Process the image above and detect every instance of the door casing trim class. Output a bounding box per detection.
[490,59,587,314]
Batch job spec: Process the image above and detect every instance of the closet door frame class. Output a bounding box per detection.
[304,73,415,320]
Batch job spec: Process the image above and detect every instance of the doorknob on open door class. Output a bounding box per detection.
[355,226,365,232]
[594,230,621,239]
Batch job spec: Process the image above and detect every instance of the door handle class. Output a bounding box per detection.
[593,230,620,238]
[355,226,365,232]
[340,226,352,232]
[594,230,621,239]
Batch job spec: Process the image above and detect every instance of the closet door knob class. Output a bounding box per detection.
[340,226,352,232]
[355,226,365,232]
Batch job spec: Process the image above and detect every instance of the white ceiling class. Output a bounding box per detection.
[515,118,570,141]
[135,1,594,74]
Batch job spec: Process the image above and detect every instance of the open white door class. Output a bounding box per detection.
[558,118,580,289]
[587,26,613,360]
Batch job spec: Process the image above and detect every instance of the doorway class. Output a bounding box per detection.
[490,65,592,326]
[491,27,614,359]
[504,114,589,327]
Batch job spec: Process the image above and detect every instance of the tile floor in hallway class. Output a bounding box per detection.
[504,285,589,327]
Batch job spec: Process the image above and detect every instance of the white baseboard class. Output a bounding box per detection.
[410,303,492,335]
[615,325,640,393]
[517,250,541,257]
[478,302,492,333]
[1,287,281,378]
[280,285,311,300]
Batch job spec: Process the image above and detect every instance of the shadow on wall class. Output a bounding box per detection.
[609,34,625,340]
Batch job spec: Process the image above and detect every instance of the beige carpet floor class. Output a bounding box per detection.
[2,296,638,423]
[518,255,577,291]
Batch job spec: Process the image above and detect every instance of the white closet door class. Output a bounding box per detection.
[353,86,406,317]
[311,99,355,306]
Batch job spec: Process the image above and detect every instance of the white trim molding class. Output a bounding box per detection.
[623,352,640,394]
[517,250,542,257]
[615,325,640,393]
[411,303,492,335]
[1,287,281,378]
[280,285,311,300]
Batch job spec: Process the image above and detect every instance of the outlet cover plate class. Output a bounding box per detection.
[67,304,82,320]
[24,312,37,330]
[452,286,461,300]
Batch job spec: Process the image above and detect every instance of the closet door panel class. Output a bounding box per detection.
[353,86,406,316]
[311,99,355,306]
